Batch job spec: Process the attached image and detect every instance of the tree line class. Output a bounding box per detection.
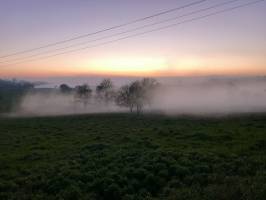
[0,79,34,113]
[59,78,159,113]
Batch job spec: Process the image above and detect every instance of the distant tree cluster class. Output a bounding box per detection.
[0,79,34,113]
[59,78,159,113]
[75,84,93,107]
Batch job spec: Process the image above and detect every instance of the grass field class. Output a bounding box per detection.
[0,113,266,200]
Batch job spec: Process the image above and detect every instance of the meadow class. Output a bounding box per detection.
[0,113,266,200]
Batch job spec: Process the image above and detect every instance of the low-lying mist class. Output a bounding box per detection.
[9,76,266,117]
[11,92,125,117]
[153,78,266,115]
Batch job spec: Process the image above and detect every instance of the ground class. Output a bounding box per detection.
[0,113,266,200]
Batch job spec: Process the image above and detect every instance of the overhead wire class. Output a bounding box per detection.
[1,0,264,66]
[0,0,244,64]
[0,0,207,59]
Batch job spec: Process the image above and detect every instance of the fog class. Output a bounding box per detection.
[153,78,266,115]
[11,92,125,117]
[10,76,266,117]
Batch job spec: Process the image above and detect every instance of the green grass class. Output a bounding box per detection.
[0,113,266,200]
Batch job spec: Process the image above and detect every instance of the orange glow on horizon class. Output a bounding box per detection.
[1,55,265,78]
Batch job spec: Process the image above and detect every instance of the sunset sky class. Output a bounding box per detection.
[0,0,265,79]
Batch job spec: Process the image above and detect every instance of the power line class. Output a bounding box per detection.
[0,0,243,64]
[2,0,264,66]
[0,0,207,59]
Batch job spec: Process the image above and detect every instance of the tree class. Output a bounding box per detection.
[129,80,145,114]
[115,78,159,114]
[0,79,34,113]
[75,84,92,107]
[140,78,160,106]
[59,84,72,94]
[116,85,134,112]
[96,79,115,105]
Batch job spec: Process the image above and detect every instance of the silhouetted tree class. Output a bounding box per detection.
[59,84,72,94]
[0,79,34,112]
[96,79,115,105]
[116,78,159,113]
[129,80,145,114]
[75,84,92,107]
[116,85,134,112]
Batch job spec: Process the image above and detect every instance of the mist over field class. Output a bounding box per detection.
[10,76,266,116]
[154,77,266,115]
[11,92,124,117]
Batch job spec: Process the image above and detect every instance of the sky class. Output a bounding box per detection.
[0,0,265,79]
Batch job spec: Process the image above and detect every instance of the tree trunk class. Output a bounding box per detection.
[136,105,142,115]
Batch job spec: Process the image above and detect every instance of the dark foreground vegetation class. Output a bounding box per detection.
[1,114,266,199]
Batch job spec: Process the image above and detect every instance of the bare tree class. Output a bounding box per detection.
[96,79,115,105]
[115,78,159,113]
[129,81,145,114]
[115,85,134,112]
[75,84,92,107]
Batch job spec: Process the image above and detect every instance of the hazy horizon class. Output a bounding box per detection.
[3,74,263,88]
